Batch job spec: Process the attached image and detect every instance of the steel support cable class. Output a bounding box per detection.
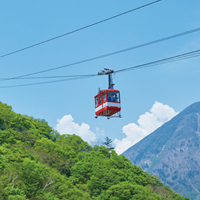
[0,76,96,89]
[1,26,200,81]
[0,49,200,88]
[0,0,161,59]
[115,49,200,73]
[0,74,97,80]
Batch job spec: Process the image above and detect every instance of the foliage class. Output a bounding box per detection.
[0,101,188,199]
[103,137,114,149]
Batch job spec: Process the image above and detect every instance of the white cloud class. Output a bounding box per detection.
[114,101,178,155]
[55,115,102,144]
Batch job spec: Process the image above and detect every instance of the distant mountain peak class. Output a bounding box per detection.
[123,101,200,200]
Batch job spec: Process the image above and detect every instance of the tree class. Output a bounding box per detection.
[106,182,161,200]
[103,137,114,149]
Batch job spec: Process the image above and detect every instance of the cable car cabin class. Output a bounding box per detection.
[94,89,121,118]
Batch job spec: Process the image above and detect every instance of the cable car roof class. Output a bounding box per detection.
[95,89,120,97]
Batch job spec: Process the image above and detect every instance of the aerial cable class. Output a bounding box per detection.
[0,74,97,80]
[0,49,200,88]
[115,49,200,73]
[0,0,161,59]
[0,76,95,89]
[2,26,200,81]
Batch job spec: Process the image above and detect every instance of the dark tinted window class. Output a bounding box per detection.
[95,97,98,106]
[107,91,119,102]
[99,95,102,104]
[103,92,106,102]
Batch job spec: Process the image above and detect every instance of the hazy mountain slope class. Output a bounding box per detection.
[123,102,200,200]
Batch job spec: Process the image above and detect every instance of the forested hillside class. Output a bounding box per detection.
[0,102,188,200]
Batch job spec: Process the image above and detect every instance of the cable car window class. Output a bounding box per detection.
[107,91,119,102]
[99,95,102,104]
[95,97,98,106]
[103,92,106,102]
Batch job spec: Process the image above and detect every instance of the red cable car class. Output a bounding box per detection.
[94,68,121,119]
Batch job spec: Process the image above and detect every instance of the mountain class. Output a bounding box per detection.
[123,101,200,200]
[0,101,188,200]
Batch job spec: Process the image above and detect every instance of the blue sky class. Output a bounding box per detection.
[1,0,200,153]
